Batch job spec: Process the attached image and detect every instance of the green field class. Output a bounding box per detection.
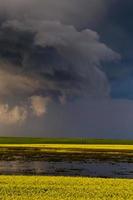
[0,176,132,200]
[0,136,133,144]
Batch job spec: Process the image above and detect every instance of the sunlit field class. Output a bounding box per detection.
[1,144,132,150]
[0,176,132,200]
[0,137,133,155]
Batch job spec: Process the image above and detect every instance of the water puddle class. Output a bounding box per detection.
[0,160,133,178]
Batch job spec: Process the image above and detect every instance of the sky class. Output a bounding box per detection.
[0,0,133,138]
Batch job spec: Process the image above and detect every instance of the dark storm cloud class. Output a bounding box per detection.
[0,20,119,96]
[0,0,120,124]
[0,25,34,66]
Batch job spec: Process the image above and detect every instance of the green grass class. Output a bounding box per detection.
[0,176,132,200]
[0,137,133,144]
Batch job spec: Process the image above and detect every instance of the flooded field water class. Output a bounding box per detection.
[0,160,133,178]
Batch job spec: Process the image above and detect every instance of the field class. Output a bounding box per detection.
[0,137,132,199]
[0,137,133,144]
[0,137,132,162]
[0,143,132,162]
[0,176,132,200]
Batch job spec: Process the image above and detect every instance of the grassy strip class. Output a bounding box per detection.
[0,176,132,200]
[0,137,133,144]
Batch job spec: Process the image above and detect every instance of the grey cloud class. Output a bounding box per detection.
[0,0,107,28]
[0,19,120,124]
[2,20,120,98]
[0,66,42,98]
[0,0,132,140]
[0,1,120,124]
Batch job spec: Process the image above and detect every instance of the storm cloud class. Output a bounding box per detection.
[0,0,120,125]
